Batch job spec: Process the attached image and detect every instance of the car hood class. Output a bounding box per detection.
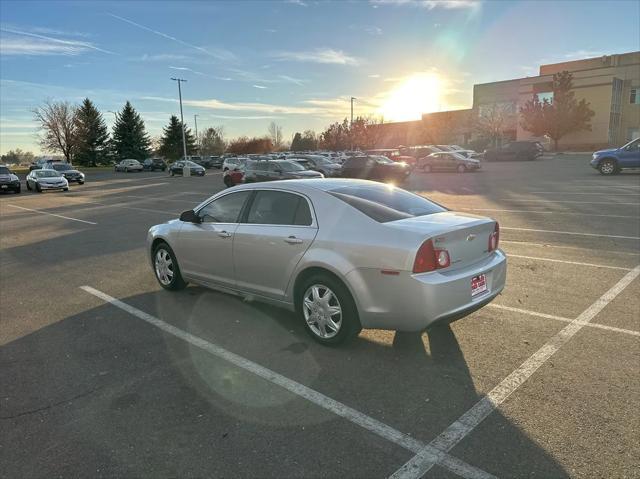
[0,174,18,181]
[38,176,66,183]
[593,148,618,156]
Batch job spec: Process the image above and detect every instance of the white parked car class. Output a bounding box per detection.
[222,157,249,172]
[115,159,144,172]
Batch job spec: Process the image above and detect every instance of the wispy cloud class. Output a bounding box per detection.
[350,24,383,35]
[168,65,234,81]
[371,0,480,9]
[107,13,236,61]
[368,74,381,78]
[141,96,321,115]
[141,53,192,62]
[278,74,307,85]
[271,48,361,65]
[285,0,308,6]
[252,84,268,89]
[208,114,283,120]
[0,27,115,55]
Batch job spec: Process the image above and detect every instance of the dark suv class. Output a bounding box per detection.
[143,158,167,171]
[341,155,411,182]
[484,141,543,161]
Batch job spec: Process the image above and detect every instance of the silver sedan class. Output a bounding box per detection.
[147,179,507,345]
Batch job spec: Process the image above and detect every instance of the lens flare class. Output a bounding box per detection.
[379,73,441,122]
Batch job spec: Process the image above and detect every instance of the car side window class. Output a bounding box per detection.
[198,191,251,223]
[267,162,281,172]
[626,139,639,151]
[246,191,312,226]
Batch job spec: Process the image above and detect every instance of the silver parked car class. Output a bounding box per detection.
[26,169,69,192]
[115,159,144,172]
[147,179,506,345]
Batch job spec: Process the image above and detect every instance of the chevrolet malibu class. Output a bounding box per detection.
[147,179,506,345]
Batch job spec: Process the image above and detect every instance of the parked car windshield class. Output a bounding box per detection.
[371,155,394,164]
[329,184,447,223]
[0,166,11,174]
[50,163,72,171]
[279,161,305,172]
[184,161,200,167]
[35,170,61,177]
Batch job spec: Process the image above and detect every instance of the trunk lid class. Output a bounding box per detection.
[387,212,496,270]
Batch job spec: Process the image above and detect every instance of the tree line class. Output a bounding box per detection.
[9,70,595,166]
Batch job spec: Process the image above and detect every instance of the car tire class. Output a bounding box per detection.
[15,187,21,194]
[598,159,618,175]
[170,170,175,176]
[296,273,361,345]
[63,187,69,192]
[125,167,129,173]
[457,164,466,173]
[153,242,187,291]
[36,184,42,193]
[26,181,31,191]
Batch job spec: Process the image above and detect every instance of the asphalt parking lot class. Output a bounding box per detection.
[1,156,639,479]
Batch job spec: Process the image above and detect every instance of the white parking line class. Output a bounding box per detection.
[80,286,494,479]
[389,265,640,479]
[4,204,97,225]
[500,240,640,256]
[504,199,640,206]
[508,254,633,271]
[460,208,639,219]
[502,226,640,240]
[528,192,640,196]
[488,304,640,337]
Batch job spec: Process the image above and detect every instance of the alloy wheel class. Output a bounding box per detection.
[154,249,174,286]
[302,284,342,339]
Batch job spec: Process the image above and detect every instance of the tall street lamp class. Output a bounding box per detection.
[194,114,199,155]
[171,78,188,160]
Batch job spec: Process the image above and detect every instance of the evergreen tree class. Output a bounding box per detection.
[74,98,109,166]
[112,101,151,160]
[158,115,196,160]
[290,132,303,151]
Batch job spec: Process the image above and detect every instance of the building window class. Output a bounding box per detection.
[536,92,553,104]
[631,89,640,104]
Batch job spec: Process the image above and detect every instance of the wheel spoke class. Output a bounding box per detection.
[326,317,341,332]
[303,298,314,311]
[322,290,334,304]
[327,305,341,316]
[311,286,321,301]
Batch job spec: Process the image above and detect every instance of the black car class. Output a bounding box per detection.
[0,165,21,193]
[207,156,223,168]
[47,162,85,184]
[484,141,543,161]
[142,158,167,171]
[244,160,324,183]
[340,155,411,183]
[169,160,206,176]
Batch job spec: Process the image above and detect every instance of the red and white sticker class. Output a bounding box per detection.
[471,274,488,297]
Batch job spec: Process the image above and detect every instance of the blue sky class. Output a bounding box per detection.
[1,0,638,154]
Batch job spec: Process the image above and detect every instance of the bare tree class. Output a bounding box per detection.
[33,100,78,162]
[199,126,226,155]
[267,121,284,150]
[473,103,513,147]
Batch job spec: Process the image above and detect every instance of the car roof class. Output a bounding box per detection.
[229,178,378,194]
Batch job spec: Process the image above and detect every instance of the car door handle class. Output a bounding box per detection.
[218,231,232,238]
[284,236,303,244]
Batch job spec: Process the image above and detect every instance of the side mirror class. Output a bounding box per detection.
[180,209,201,223]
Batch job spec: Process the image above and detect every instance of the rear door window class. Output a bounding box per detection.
[246,190,313,226]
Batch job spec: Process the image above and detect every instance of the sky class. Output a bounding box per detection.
[1,0,638,154]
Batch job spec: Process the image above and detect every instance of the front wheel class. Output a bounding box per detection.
[598,159,618,175]
[153,242,187,291]
[36,184,42,193]
[125,167,129,173]
[63,187,69,192]
[170,170,175,176]
[26,181,31,191]
[296,274,361,345]
[457,164,466,173]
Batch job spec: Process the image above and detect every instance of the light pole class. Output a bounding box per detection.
[194,114,199,155]
[350,97,356,151]
[171,78,188,160]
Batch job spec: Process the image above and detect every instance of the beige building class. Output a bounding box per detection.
[374,51,639,151]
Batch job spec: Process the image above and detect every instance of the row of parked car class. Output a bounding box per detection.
[1,160,85,194]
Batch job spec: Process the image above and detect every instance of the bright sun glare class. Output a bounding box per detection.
[379,73,442,122]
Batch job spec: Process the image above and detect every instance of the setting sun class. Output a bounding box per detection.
[379,73,442,122]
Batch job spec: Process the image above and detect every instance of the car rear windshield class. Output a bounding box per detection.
[51,163,71,170]
[329,184,447,223]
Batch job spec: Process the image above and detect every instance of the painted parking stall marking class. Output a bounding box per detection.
[5,204,97,225]
[80,286,495,479]
[389,265,640,479]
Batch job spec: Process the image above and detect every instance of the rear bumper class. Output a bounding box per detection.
[346,250,507,331]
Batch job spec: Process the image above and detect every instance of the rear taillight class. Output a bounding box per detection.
[488,222,500,252]
[413,239,450,273]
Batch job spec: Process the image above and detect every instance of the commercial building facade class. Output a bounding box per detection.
[375,51,639,151]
